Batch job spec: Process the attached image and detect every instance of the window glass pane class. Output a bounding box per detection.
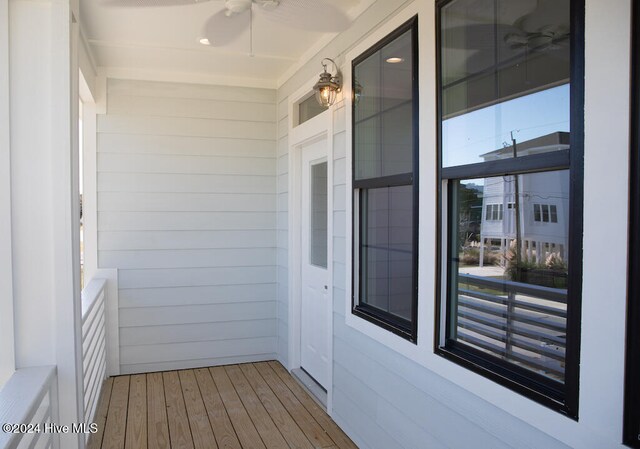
[441,0,570,168]
[298,95,328,125]
[310,162,328,268]
[354,29,414,180]
[449,171,569,382]
[360,185,413,321]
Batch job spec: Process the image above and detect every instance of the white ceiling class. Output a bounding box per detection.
[80,0,374,88]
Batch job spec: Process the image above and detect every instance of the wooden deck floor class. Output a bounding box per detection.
[88,361,357,449]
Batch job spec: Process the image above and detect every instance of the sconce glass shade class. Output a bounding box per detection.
[314,69,340,107]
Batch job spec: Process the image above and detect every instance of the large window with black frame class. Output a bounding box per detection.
[352,17,419,342]
[624,0,640,446]
[436,0,583,416]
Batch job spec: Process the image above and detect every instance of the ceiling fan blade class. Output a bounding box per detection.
[261,0,351,33]
[103,0,213,7]
[516,0,569,34]
[202,9,250,46]
[442,24,520,50]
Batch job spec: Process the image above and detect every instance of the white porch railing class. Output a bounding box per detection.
[81,278,107,437]
[0,366,58,449]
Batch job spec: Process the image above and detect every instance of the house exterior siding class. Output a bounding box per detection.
[277,0,632,448]
[97,79,280,374]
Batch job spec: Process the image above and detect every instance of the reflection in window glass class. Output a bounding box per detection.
[310,162,328,268]
[354,28,414,180]
[438,0,581,414]
[352,17,418,340]
[360,185,413,321]
[441,0,570,168]
[450,171,569,381]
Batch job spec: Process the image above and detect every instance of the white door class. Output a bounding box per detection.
[300,137,329,389]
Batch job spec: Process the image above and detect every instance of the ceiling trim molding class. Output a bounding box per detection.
[99,66,277,89]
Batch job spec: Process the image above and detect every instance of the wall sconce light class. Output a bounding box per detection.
[313,58,341,107]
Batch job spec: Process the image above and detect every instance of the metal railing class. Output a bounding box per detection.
[455,273,567,380]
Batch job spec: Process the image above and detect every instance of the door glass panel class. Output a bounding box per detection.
[310,161,328,268]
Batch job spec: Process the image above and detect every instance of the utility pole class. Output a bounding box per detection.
[511,131,522,282]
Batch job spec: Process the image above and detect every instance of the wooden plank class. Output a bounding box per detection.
[119,302,276,328]
[120,337,277,366]
[98,248,276,270]
[118,284,276,308]
[97,152,275,177]
[208,366,266,449]
[96,115,276,141]
[107,79,276,104]
[87,377,114,449]
[253,363,334,448]
[97,192,276,214]
[107,95,276,123]
[98,211,277,233]
[147,372,170,449]
[100,230,277,252]
[120,320,276,347]
[125,374,147,449]
[98,173,276,196]
[102,376,130,449]
[223,365,288,449]
[163,371,195,449]
[118,266,277,290]
[239,364,313,449]
[267,362,358,449]
[97,134,276,158]
[193,368,241,449]
[121,354,279,377]
[179,370,218,449]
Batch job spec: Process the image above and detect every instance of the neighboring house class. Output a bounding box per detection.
[479,132,570,266]
[1,0,640,449]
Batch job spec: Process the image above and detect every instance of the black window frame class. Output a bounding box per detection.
[351,16,420,342]
[434,0,585,419]
[624,0,640,445]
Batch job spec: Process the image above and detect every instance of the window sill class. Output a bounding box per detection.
[436,342,576,419]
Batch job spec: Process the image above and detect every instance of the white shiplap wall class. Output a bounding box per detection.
[97,79,278,374]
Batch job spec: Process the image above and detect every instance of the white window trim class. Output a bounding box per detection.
[0,0,15,389]
[344,1,427,363]
[287,76,335,413]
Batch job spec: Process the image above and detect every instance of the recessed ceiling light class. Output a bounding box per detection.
[199,38,211,46]
[386,57,404,64]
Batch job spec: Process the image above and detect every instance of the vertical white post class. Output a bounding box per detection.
[51,1,84,447]
[0,0,15,388]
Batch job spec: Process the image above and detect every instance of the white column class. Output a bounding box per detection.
[9,0,84,446]
[0,0,15,388]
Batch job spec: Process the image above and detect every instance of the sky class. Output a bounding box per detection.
[442,83,570,170]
